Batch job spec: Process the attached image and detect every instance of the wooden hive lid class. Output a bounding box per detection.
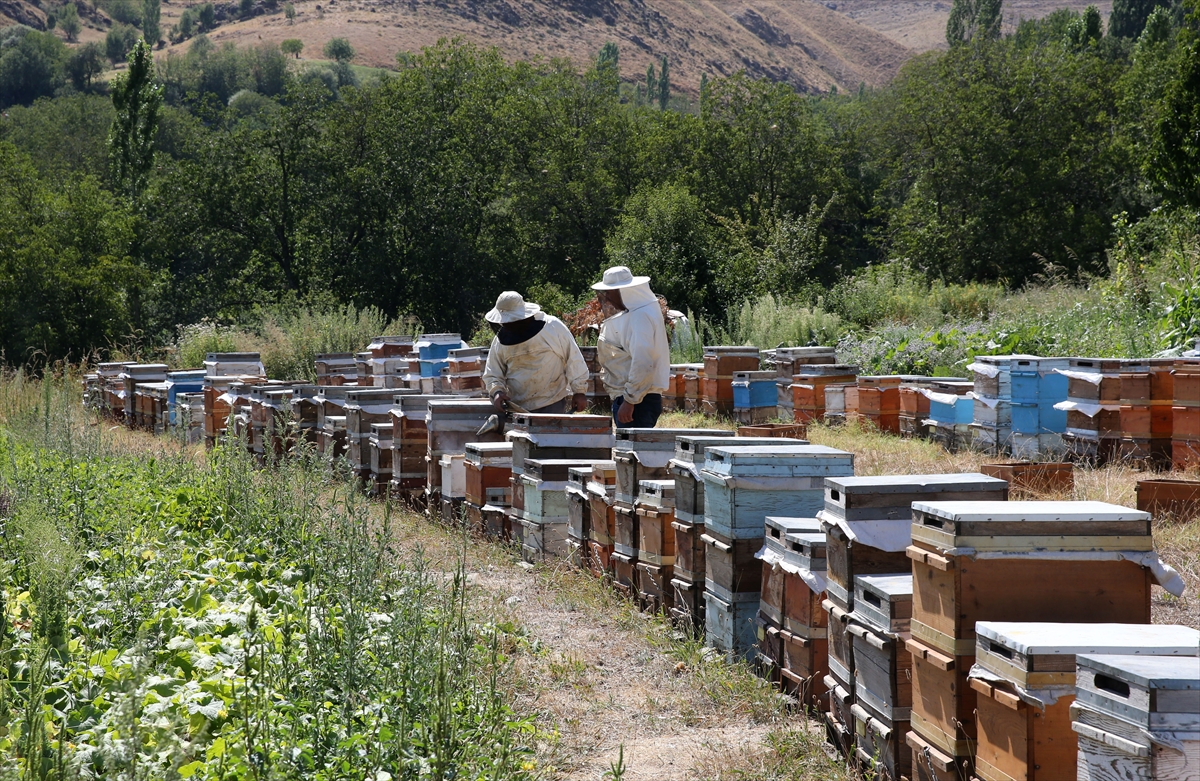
[912,500,1149,523]
[855,573,913,603]
[590,461,617,482]
[733,370,777,382]
[508,412,612,434]
[638,479,675,498]
[826,473,1007,497]
[438,452,464,467]
[766,516,823,538]
[1077,653,1200,695]
[525,458,607,482]
[703,444,854,475]
[615,428,717,448]
[464,441,514,468]
[391,394,440,414]
[671,432,739,462]
[704,345,760,357]
[567,465,593,486]
[345,388,402,403]
[370,422,393,436]
[976,623,1200,688]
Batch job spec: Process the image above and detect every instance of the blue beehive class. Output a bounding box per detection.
[166,370,206,425]
[701,445,855,539]
[419,359,448,378]
[416,333,462,362]
[732,371,777,410]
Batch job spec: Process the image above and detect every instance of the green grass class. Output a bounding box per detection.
[0,372,535,780]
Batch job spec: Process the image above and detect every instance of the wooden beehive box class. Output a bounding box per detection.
[427,399,504,491]
[614,428,711,505]
[701,445,854,539]
[587,462,618,567]
[463,441,513,507]
[521,459,603,522]
[703,346,761,409]
[670,433,770,522]
[777,528,829,709]
[636,480,676,567]
[759,517,823,625]
[1072,653,1200,781]
[507,414,613,477]
[636,477,676,511]
[613,504,639,595]
[819,473,1007,611]
[566,465,593,555]
[705,588,761,661]
[905,500,1159,762]
[1136,478,1200,522]
[970,622,1200,781]
[439,453,466,500]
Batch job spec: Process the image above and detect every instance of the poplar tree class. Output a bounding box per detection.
[658,55,669,109]
[109,40,162,199]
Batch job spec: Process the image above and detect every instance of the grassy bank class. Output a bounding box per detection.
[0,375,534,780]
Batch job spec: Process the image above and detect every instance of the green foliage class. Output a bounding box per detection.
[102,0,143,27]
[143,0,162,46]
[1149,0,1200,209]
[323,36,354,63]
[946,0,1002,45]
[284,1,295,21]
[66,41,105,91]
[1110,0,1168,37]
[0,94,115,181]
[720,293,844,350]
[105,22,140,64]
[0,377,538,779]
[198,2,215,29]
[281,37,302,58]
[596,41,618,95]
[58,2,82,41]
[658,54,669,110]
[1065,5,1105,49]
[0,27,67,109]
[109,39,162,197]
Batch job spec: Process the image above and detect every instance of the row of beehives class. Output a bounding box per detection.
[82,356,1198,781]
[708,349,1200,470]
[407,413,1196,781]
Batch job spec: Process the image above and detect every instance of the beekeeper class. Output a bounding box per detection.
[482,291,590,414]
[591,266,671,428]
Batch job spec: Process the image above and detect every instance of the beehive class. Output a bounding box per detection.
[969,622,1200,781]
[775,527,829,710]
[702,346,760,415]
[587,461,618,578]
[519,458,606,563]
[1073,653,1200,781]
[463,441,513,508]
[427,399,504,504]
[756,517,822,683]
[818,473,1008,612]
[791,364,860,424]
[614,428,713,506]
[850,574,914,781]
[905,500,1176,768]
[388,394,439,494]
[566,465,594,568]
[507,414,613,480]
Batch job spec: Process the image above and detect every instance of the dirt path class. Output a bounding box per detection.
[385,506,842,781]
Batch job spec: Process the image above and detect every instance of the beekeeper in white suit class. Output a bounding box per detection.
[482,291,590,414]
[591,266,671,428]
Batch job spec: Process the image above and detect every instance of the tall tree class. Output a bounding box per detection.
[645,61,656,104]
[658,55,669,109]
[946,0,1003,45]
[597,42,619,95]
[1065,5,1105,48]
[1109,0,1168,37]
[109,40,162,198]
[58,3,82,42]
[1150,0,1200,207]
[143,0,161,45]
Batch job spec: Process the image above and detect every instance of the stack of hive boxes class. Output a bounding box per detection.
[703,347,761,415]
[506,413,612,548]
[904,500,1181,781]
[313,386,350,458]
[1072,653,1200,781]
[634,479,676,610]
[667,432,747,630]
[427,400,501,512]
[315,353,357,385]
[387,394,439,500]
[176,392,206,443]
[444,347,487,395]
[770,346,837,420]
[1055,358,1126,462]
[612,429,712,598]
[439,453,467,524]
[1117,358,1174,466]
[849,573,913,781]
[464,441,514,536]
[1006,356,1069,459]
[366,336,415,389]
[566,464,598,567]
[756,517,822,681]
[121,364,169,428]
[968,622,1199,781]
[96,362,134,418]
[702,444,854,660]
[585,461,618,578]
[202,353,265,445]
[898,386,931,439]
[919,381,975,451]
[817,474,1008,755]
[683,363,705,412]
[414,334,463,394]
[967,356,1021,453]
[519,458,609,561]
[1172,360,1200,468]
[166,370,205,430]
[757,517,828,709]
[846,376,903,434]
[664,364,688,412]
[791,365,859,424]
[732,370,778,425]
[344,388,402,480]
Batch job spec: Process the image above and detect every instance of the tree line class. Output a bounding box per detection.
[0,0,1198,365]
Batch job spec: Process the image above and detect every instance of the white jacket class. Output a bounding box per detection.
[482,315,590,410]
[597,282,671,404]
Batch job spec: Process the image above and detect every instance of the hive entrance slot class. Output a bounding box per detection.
[1093,674,1131,698]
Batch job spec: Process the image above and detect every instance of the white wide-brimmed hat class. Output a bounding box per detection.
[591,265,650,291]
[485,291,544,324]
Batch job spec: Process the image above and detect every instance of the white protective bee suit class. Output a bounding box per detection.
[481,296,590,412]
[595,273,671,405]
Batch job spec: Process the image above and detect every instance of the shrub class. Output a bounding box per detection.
[105,22,140,64]
[323,36,355,63]
[281,37,302,57]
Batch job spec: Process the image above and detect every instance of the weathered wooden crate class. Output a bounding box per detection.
[825,598,855,702]
[701,445,854,539]
[780,625,829,712]
[759,517,823,625]
[970,622,1200,781]
[702,346,761,413]
[440,496,465,527]
[1072,653,1200,781]
[636,561,672,613]
[611,551,637,597]
[819,473,1007,611]
[824,665,855,756]
[614,428,712,504]
[520,517,570,563]
[670,434,777,523]
[1136,477,1200,522]
[704,528,766,596]
[853,701,911,781]
[566,466,592,562]
[636,503,675,567]
[771,347,838,379]
[849,576,913,776]
[705,588,760,661]
[672,516,705,581]
[613,503,638,560]
[908,730,972,781]
[464,441,513,507]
